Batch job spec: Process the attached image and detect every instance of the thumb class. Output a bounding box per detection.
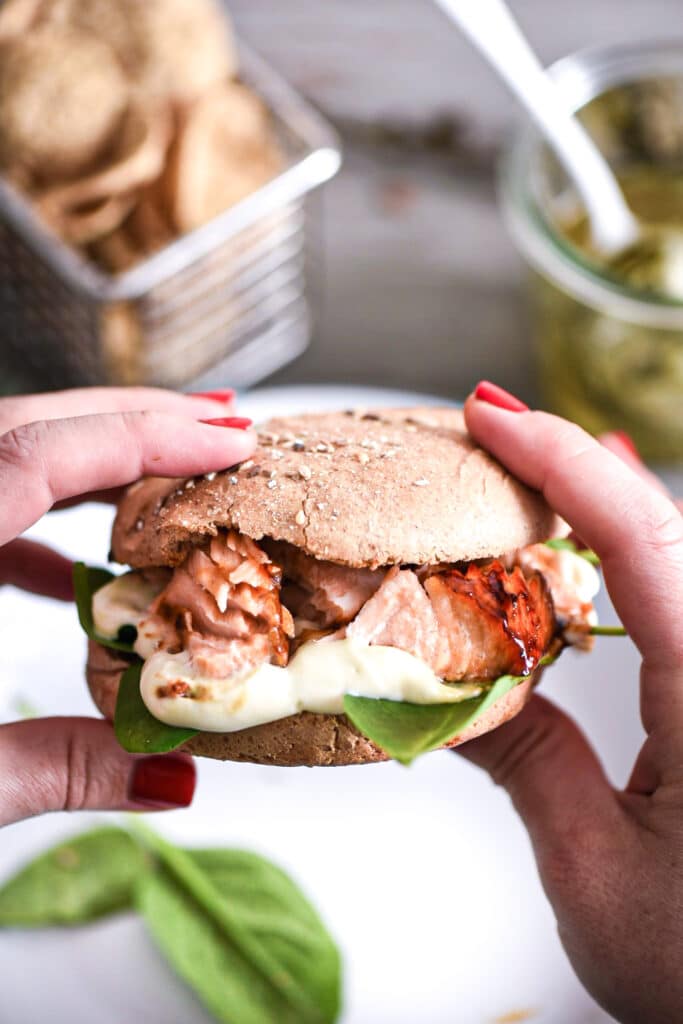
[0,717,195,827]
[457,695,618,858]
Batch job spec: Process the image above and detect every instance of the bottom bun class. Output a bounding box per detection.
[86,639,539,767]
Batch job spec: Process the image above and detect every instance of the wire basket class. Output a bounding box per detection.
[0,44,341,394]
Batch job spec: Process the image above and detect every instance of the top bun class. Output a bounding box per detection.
[111,407,561,569]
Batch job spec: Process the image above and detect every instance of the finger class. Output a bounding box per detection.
[0,539,73,600]
[464,396,683,692]
[0,717,195,827]
[0,386,235,434]
[457,693,623,888]
[0,411,256,544]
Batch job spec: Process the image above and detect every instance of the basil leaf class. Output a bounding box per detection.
[590,625,627,636]
[73,562,137,653]
[545,537,600,566]
[115,662,197,754]
[0,827,147,927]
[133,829,338,1024]
[191,849,341,1024]
[344,673,524,766]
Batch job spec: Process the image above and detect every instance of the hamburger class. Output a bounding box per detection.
[79,407,600,766]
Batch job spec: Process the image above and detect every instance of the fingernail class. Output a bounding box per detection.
[200,416,252,429]
[130,755,196,807]
[189,389,236,403]
[474,381,529,412]
[610,430,642,462]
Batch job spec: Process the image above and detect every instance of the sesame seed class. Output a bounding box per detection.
[270,469,277,478]
[413,478,429,487]
[267,479,277,489]
[298,465,312,480]
[295,510,306,526]
[316,502,326,511]
[357,451,370,465]
[205,471,216,482]
[134,517,144,531]
[271,450,284,460]
[184,479,195,489]
[241,460,254,470]
[229,475,238,484]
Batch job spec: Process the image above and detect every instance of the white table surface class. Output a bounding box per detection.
[0,385,648,1024]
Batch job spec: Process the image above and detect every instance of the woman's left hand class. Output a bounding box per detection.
[0,386,255,827]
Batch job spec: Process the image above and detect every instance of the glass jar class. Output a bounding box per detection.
[500,42,683,461]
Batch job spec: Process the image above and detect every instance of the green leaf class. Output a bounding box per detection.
[0,827,147,927]
[72,562,137,653]
[344,673,524,766]
[545,537,600,566]
[133,828,340,1024]
[115,662,197,754]
[191,849,341,1024]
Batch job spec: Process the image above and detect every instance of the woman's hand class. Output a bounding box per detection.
[461,383,683,1024]
[0,386,255,828]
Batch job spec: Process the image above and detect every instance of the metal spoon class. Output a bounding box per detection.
[433,0,644,258]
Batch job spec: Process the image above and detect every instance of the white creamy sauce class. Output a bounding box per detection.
[92,572,164,639]
[139,640,484,733]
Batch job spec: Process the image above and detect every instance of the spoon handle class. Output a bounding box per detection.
[434,0,638,252]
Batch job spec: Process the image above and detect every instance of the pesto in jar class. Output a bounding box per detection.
[537,167,683,461]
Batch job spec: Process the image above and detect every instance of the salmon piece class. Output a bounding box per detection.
[516,543,598,648]
[142,530,292,677]
[264,539,385,627]
[424,561,555,680]
[345,566,442,667]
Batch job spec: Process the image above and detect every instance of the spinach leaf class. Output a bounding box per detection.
[133,828,338,1024]
[115,662,197,754]
[73,562,137,653]
[0,827,147,927]
[545,537,600,565]
[191,849,341,1024]
[344,673,524,766]
[590,625,627,636]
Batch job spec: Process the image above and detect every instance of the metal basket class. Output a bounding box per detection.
[0,44,341,394]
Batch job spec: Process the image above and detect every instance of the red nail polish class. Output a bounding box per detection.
[130,755,196,807]
[200,416,252,429]
[474,380,529,412]
[189,389,236,403]
[611,430,642,462]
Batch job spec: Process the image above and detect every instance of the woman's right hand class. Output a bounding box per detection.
[459,383,683,1024]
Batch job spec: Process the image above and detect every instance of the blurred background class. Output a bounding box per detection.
[2,2,683,1023]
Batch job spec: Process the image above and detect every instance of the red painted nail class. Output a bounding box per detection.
[200,416,252,429]
[130,755,196,807]
[610,430,642,462]
[189,389,236,403]
[474,380,529,412]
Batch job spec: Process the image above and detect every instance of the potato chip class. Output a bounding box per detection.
[42,0,236,102]
[0,0,45,40]
[127,183,175,255]
[90,226,143,274]
[36,99,170,216]
[44,193,135,246]
[166,82,282,232]
[0,27,129,180]
[101,302,142,383]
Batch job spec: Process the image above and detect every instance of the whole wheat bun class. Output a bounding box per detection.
[111,407,561,570]
[86,639,539,767]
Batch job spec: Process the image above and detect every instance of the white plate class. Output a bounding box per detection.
[0,385,625,1024]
